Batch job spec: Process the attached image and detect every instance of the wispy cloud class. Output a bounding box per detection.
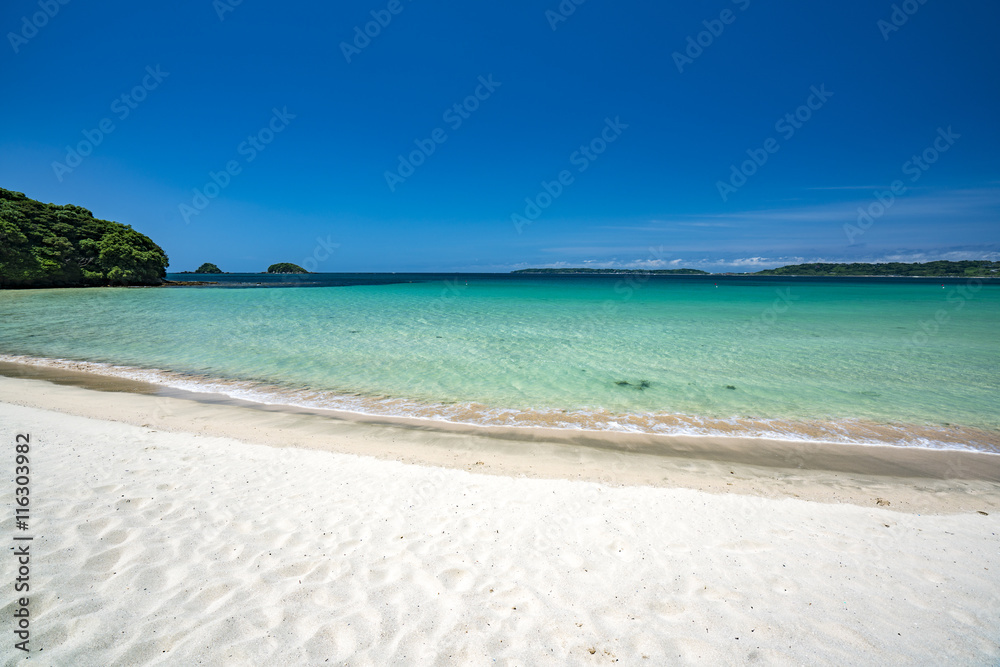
[804,185,885,191]
[596,221,736,231]
[471,186,1000,273]
[510,244,1000,273]
[600,187,1000,231]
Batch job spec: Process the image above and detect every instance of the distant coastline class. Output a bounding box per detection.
[511,268,708,275]
[513,260,1000,278]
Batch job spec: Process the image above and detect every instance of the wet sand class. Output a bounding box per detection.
[4,353,997,453]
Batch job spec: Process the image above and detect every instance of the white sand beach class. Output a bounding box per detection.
[2,374,999,666]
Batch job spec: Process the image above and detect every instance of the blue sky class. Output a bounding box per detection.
[1,0,997,272]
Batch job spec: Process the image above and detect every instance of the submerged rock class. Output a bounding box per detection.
[615,380,651,390]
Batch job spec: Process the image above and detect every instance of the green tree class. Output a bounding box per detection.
[0,187,168,288]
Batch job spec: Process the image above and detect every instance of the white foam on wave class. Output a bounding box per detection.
[2,353,996,454]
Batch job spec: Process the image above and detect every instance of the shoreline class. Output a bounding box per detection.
[1,354,997,455]
[3,362,1000,515]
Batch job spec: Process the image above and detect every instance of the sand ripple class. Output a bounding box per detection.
[1,402,999,665]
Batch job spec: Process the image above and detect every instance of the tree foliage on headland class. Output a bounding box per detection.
[0,188,168,288]
[266,263,308,274]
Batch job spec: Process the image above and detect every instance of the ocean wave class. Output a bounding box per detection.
[2,353,997,454]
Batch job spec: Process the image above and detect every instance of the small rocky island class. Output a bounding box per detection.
[193,263,223,274]
[266,263,309,274]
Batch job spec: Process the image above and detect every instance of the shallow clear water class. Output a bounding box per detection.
[1,274,997,448]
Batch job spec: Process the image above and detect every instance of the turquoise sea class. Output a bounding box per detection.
[1,274,998,451]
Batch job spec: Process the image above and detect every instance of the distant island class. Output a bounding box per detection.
[0,187,168,288]
[512,261,999,278]
[177,263,226,274]
[512,268,709,275]
[267,263,308,274]
[194,263,223,274]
